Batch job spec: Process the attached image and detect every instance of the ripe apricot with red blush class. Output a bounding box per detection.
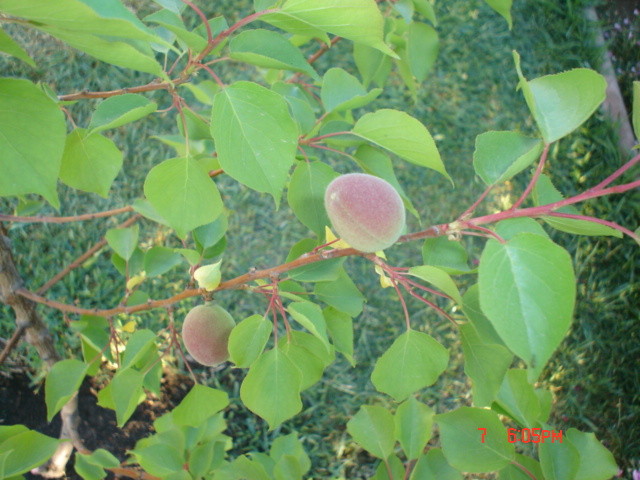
[325,173,405,253]
[182,304,236,366]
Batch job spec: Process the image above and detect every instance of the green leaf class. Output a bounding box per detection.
[0,27,36,67]
[411,449,463,480]
[407,22,438,83]
[460,323,512,407]
[353,109,449,180]
[60,129,123,197]
[194,214,228,250]
[436,407,515,472]
[0,430,61,477]
[111,368,145,427]
[494,218,550,241]
[263,0,396,57]
[144,157,223,238]
[461,284,504,346]
[180,80,221,106]
[479,233,575,381]
[188,442,216,479]
[211,82,298,204]
[287,301,330,352]
[353,144,420,219]
[132,444,185,477]
[473,131,543,186]
[323,306,355,366]
[88,94,157,133]
[106,224,139,261]
[75,449,120,480]
[112,247,144,276]
[286,238,346,282]
[347,405,395,459]
[288,161,338,237]
[228,314,272,367]
[484,0,513,29]
[498,454,544,480]
[514,51,606,143]
[566,429,619,480]
[372,454,405,480]
[230,29,319,80]
[176,107,212,141]
[279,331,333,390]
[633,81,639,142]
[371,330,449,402]
[0,78,65,207]
[173,385,229,426]
[1,0,167,75]
[539,429,580,480]
[123,332,157,371]
[408,265,462,304]
[240,348,303,429]
[314,269,364,316]
[216,455,271,480]
[144,246,182,277]
[353,43,393,88]
[394,45,418,100]
[494,369,541,428]
[145,9,207,52]
[272,82,317,134]
[321,68,382,113]
[533,174,622,237]
[413,0,437,25]
[271,432,311,475]
[395,397,434,460]
[45,359,88,422]
[422,236,473,274]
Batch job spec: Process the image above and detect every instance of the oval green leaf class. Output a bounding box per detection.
[436,407,515,472]
[45,359,88,422]
[240,348,303,429]
[371,330,449,402]
[228,314,272,368]
[473,131,543,186]
[353,109,449,181]
[478,233,576,381]
[211,82,298,204]
[514,51,606,143]
[144,157,223,238]
[346,405,395,459]
[0,78,65,207]
[88,93,157,133]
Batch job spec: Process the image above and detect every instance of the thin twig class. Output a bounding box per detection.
[0,206,134,224]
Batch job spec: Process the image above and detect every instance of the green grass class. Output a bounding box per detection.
[1,0,638,477]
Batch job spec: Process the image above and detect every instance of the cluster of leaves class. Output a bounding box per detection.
[1,0,638,479]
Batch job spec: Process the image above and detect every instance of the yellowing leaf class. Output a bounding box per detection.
[194,261,222,291]
[121,321,136,333]
[126,274,146,290]
[325,226,352,249]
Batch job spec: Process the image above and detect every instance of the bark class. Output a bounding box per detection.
[0,224,84,477]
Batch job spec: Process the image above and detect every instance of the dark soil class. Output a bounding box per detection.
[0,368,194,479]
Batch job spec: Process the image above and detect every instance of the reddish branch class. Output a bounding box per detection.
[0,206,134,224]
[36,215,141,295]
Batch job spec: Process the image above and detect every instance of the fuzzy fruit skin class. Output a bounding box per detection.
[182,304,236,366]
[324,173,405,253]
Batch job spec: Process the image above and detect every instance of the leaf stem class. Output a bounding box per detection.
[511,143,550,210]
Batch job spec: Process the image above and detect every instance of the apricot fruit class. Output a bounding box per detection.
[181,304,236,366]
[324,173,405,253]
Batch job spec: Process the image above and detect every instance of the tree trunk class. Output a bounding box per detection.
[0,223,84,477]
